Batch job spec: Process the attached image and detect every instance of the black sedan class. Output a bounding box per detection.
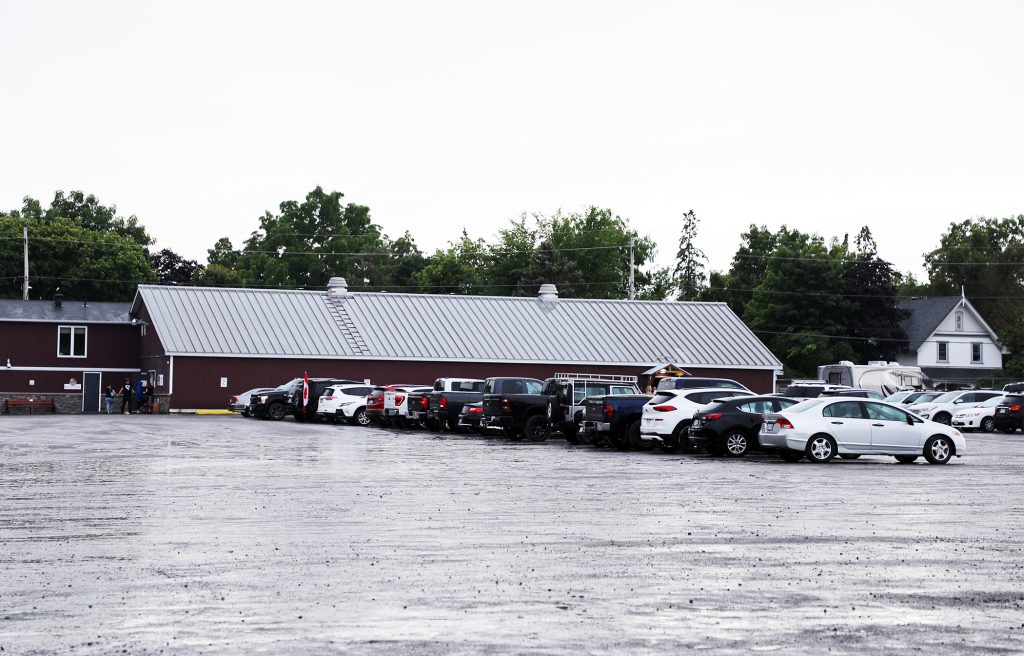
[992,394,1024,433]
[688,395,799,457]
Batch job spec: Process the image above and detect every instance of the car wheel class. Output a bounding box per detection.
[627,420,647,450]
[980,417,995,433]
[564,425,580,444]
[665,422,692,454]
[524,415,549,442]
[805,434,837,463]
[241,409,250,417]
[924,435,954,465]
[933,412,951,425]
[780,451,803,462]
[266,403,286,421]
[351,408,369,426]
[722,430,750,458]
[894,455,918,464]
[839,454,861,460]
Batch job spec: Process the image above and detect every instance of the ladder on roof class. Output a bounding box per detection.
[553,372,639,383]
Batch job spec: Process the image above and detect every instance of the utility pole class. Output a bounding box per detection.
[628,236,635,301]
[22,225,29,301]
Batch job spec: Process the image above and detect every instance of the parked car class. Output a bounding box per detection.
[656,377,747,392]
[896,390,943,405]
[478,377,546,439]
[384,386,432,426]
[229,387,274,416]
[819,388,885,400]
[250,377,356,421]
[992,394,1024,433]
[426,378,486,431]
[951,395,1006,433]
[366,384,427,426]
[907,390,1003,425]
[578,394,653,449]
[688,395,799,457]
[1002,382,1024,393]
[316,383,375,425]
[456,401,485,433]
[482,375,639,442]
[639,387,752,452]
[780,381,851,400]
[759,398,966,464]
[405,389,433,428]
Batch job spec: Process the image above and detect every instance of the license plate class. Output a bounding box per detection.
[997,408,1007,414]
[642,418,654,425]
[763,422,777,432]
[385,409,398,416]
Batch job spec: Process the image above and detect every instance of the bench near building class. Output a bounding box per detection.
[129,279,783,410]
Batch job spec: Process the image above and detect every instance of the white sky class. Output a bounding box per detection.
[2,1,1022,280]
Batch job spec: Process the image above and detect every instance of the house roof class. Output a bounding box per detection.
[132,285,783,370]
[897,297,963,351]
[0,299,132,324]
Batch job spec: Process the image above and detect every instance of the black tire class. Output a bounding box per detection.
[564,425,580,444]
[266,402,287,421]
[627,420,646,450]
[721,430,750,458]
[241,409,250,417]
[293,412,307,423]
[524,415,549,442]
[805,434,837,463]
[895,454,918,464]
[980,417,995,433]
[933,412,951,426]
[503,426,522,441]
[426,418,440,432]
[839,454,861,460]
[780,451,803,462]
[660,422,691,454]
[924,435,954,465]
[349,408,368,426]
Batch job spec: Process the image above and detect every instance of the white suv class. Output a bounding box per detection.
[640,387,751,452]
[317,384,374,425]
[907,390,1003,425]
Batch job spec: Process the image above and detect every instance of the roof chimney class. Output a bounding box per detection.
[327,276,349,299]
[53,292,64,308]
[538,283,559,303]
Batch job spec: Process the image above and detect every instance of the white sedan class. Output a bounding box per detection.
[759,397,965,464]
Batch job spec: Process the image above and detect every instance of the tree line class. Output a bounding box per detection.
[2,187,1022,377]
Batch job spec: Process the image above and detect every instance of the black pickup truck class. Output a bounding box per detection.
[426,378,486,431]
[250,377,356,421]
[482,376,641,442]
[579,394,652,449]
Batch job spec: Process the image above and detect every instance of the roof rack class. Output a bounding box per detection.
[553,372,639,383]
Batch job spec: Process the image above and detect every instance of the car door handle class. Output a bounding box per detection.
[872,423,884,427]
[830,421,844,425]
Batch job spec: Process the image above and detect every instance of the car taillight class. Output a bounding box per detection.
[777,417,794,429]
[395,395,405,405]
[439,397,448,409]
[603,402,614,420]
[231,396,238,403]
[420,397,429,409]
[1011,405,1022,412]
[322,395,334,401]
[468,407,483,414]
[652,405,676,412]
[501,397,511,413]
[704,413,722,421]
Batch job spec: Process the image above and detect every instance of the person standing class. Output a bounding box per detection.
[121,379,132,415]
[104,385,115,415]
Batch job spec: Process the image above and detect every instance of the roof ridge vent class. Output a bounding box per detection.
[327,276,349,299]
[538,283,559,303]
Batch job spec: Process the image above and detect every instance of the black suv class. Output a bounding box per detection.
[992,394,1024,433]
[250,377,357,421]
[688,395,799,457]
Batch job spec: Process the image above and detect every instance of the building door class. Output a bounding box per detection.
[82,372,102,413]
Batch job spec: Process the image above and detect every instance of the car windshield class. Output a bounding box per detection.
[932,392,960,403]
[884,391,911,402]
[784,399,827,413]
[275,379,300,391]
[981,395,1006,407]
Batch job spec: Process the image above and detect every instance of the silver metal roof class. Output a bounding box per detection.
[0,299,131,324]
[132,285,782,369]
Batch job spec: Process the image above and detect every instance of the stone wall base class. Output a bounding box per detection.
[0,392,170,414]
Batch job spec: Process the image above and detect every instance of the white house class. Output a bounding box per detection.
[896,294,1007,387]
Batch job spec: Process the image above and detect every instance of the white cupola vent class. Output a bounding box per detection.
[327,276,349,298]
[538,283,559,303]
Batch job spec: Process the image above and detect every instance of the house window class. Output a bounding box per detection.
[972,343,983,364]
[955,312,963,331]
[937,341,948,363]
[58,325,87,358]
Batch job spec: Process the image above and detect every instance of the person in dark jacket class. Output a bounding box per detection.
[121,379,132,415]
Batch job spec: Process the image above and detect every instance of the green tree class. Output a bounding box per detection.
[150,248,203,286]
[13,190,153,247]
[673,209,706,301]
[413,230,489,294]
[841,227,908,362]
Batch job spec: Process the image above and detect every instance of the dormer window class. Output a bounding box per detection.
[955,312,963,331]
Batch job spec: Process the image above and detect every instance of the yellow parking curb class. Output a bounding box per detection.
[196,409,238,415]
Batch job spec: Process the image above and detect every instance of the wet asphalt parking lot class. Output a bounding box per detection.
[1,415,1023,655]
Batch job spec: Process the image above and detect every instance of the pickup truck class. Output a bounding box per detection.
[426,378,486,431]
[579,394,652,449]
[384,386,432,427]
[250,377,356,421]
[482,375,641,442]
[367,384,428,427]
[405,389,433,428]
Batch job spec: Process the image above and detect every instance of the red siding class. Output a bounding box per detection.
[169,357,777,409]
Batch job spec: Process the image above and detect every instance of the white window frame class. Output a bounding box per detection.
[57,325,88,358]
[937,341,948,363]
[971,342,983,364]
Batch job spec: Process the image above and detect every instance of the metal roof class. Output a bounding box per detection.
[132,285,782,369]
[0,299,131,324]
[897,297,962,351]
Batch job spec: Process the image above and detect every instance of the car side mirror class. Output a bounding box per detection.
[953,399,963,404]
[907,415,915,425]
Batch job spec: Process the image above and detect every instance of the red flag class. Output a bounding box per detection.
[302,370,310,415]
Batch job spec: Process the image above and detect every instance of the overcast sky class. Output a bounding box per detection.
[2,1,1022,280]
